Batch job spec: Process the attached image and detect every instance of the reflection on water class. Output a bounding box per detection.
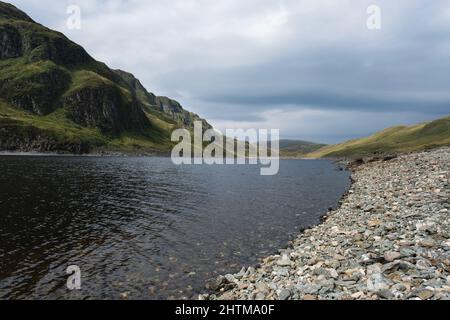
[0,156,350,299]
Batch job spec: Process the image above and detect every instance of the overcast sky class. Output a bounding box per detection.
[8,0,450,143]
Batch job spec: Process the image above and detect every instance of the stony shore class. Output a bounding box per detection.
[201,148,450,300]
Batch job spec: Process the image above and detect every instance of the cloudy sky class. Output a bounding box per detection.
[8,0,450,143]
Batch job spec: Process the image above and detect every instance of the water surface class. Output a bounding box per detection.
[0,156,350,299]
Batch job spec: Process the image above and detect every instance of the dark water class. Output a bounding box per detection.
[0,156,350,300]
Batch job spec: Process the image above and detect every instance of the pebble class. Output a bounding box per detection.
[277,258,293,267]
[278,289,291,300]
[415,289,434,300]
[378,289,394,299]
[367,273,391,292]
[255,292,266,300]
[419,238,436,248]
[384,251,401,262]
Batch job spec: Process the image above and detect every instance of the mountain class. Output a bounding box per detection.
[308,116,450,158]
[278,139,326,158]
[0,1,211,154]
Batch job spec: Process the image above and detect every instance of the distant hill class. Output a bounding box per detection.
[0,1,211,154]
[279,139,327,158]
[308,116,450,158]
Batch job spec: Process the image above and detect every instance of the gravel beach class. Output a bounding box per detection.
[202,148,450,300]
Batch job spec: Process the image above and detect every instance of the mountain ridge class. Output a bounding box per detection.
[0,1,211,154]
[278,139,326,158]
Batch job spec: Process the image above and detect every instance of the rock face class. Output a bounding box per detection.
[113,69,158,106]
[0,118,92,153]
[0,2,34,22]
[153,96,212,130]
[62,84,148,134]
[113,69,212,131]
[4,64,71,115]
[0,24,22,59]
[201,148,450,301]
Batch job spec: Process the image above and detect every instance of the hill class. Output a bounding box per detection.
[0,1,210,154]
[279,139,326,158]
[308,116,450,158]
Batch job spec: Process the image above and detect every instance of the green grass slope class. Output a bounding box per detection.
[308,116,450,158]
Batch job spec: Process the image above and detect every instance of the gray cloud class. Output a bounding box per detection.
[7,0,450,143]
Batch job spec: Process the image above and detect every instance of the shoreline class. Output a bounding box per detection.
[0,150,338,161]
[0,150,168,157]
[202,147,450,300]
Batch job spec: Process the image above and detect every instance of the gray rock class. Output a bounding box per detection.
[413,289,435,300]
[367,273,392,292]
[278,289,291,300]
[335,280,357,287]
[399,247,416,258]
[255,292,266,300]
[378,289,395,299]
[277,257,293,267]
[384,251,401,262]
[297,283,321,295]
[224,274,236,283]
[276,268,290,277]
[419,238,436,248]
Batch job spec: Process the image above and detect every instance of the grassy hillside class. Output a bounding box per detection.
[279,140,326,158]
[0,1,210,154]
[0,100,175,154]
[308,116,450,158]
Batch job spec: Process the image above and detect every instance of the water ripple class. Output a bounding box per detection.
[0,156,350,299]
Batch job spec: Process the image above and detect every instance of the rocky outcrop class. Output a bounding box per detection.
[1,64,71,115]
[114,69,212,130]
[0,2,34,23]
[113,69,158,106]
[1,18,93,67]
[154,96,184,114]
[153,96,212,130]
[19,25,93,66]
[203,148,450,300]
[0,118,92,153]
[63,84,149,134]
[0,23,22,59]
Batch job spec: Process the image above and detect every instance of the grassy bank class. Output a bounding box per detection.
[308,116,450,158]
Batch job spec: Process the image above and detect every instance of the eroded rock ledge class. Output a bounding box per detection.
[202,148,450,300]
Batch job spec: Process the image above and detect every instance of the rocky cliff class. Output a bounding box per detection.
[113,69,212,131]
